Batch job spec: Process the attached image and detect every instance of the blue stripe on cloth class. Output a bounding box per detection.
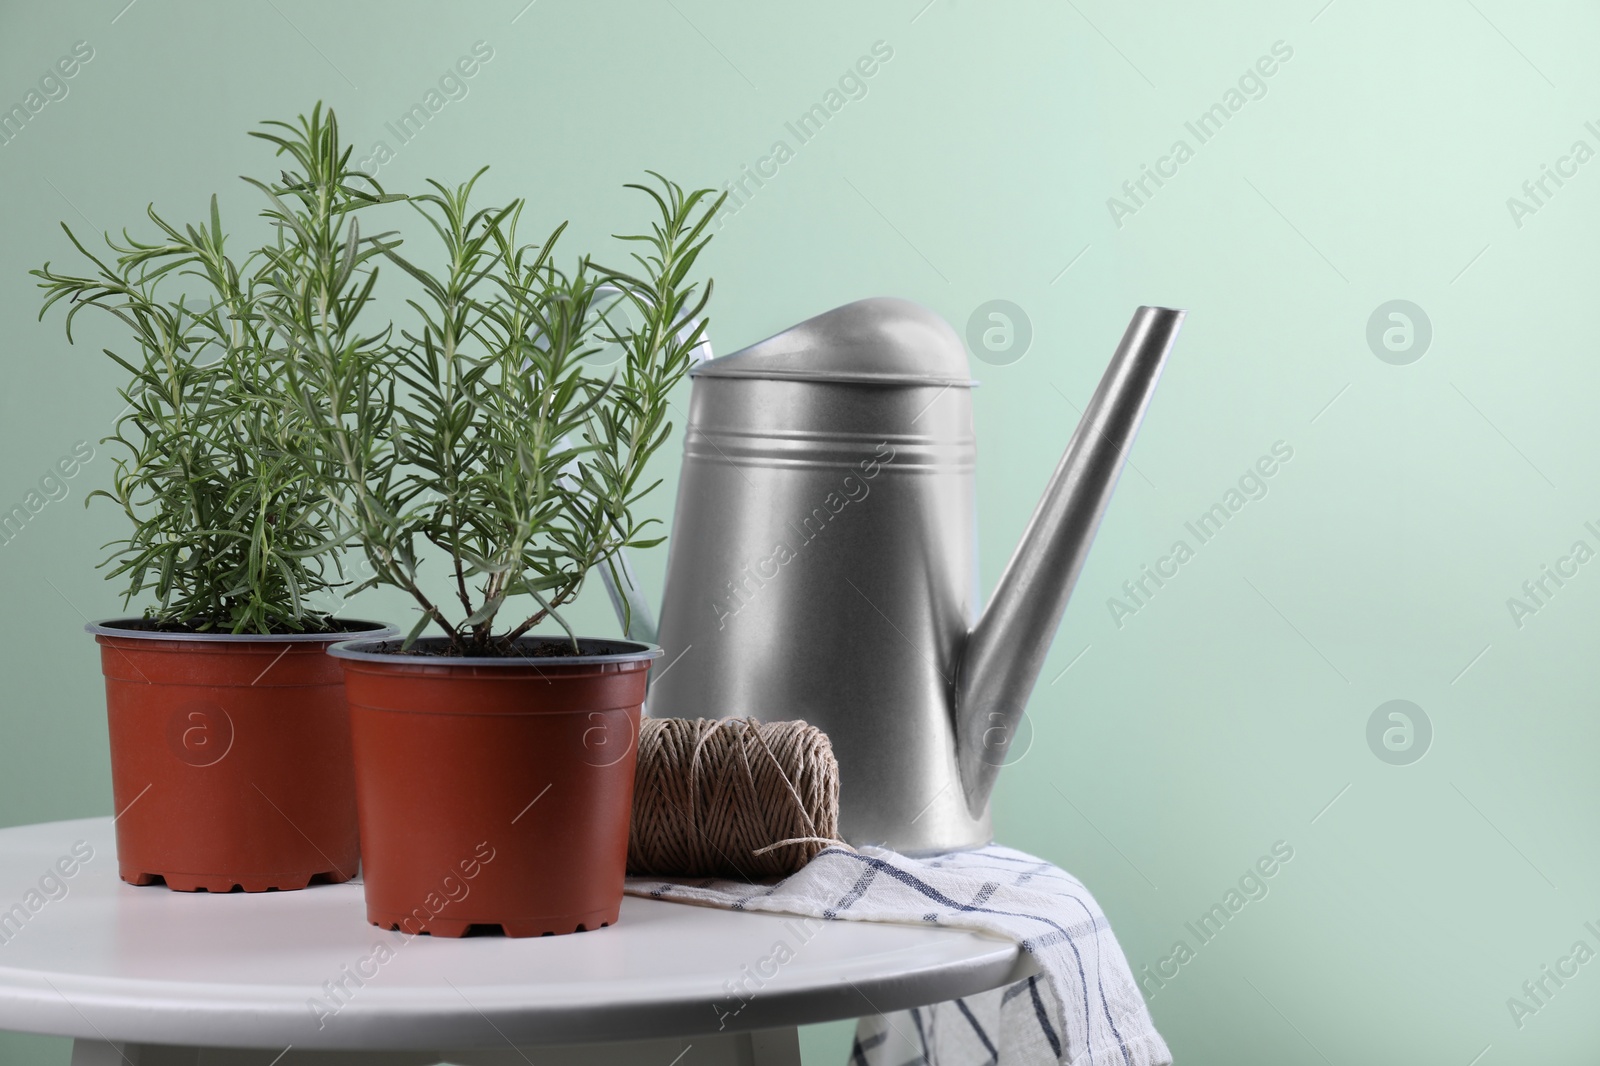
[826,861,881,919]
[1021,918,1112,954]
[735,875,789,908]
[1014,861,1050,886]
[1053,887,1133,1066]
[910,1005,930,1066]
[1028,975,1063,1061]
[955,996,1000,1066]
[851,1029,887,1066]
[961,854,1088,884]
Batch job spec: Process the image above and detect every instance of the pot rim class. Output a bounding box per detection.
[327,635,663,667]
[86,618,397,644]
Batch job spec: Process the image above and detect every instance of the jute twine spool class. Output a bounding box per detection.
[628,717,845,880]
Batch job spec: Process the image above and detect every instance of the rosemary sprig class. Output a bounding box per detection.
[34,103,720,651]
[30,104,388,633]
[259,111,722,654]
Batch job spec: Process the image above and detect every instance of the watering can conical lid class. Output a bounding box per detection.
[693,297,977,387]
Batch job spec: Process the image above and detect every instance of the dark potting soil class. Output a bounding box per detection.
[370,637,634,659]
[111,616,385,636]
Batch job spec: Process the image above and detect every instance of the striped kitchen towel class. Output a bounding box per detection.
[626,843,1170,1066]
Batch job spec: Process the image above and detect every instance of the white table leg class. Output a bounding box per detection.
[71,1043,197,1066]
[745,1028,802,1066]
[71,1043,442,1065]
[72,1033,800,1066]
[442,1026,802,1066]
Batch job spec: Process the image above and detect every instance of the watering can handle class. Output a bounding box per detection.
[578,285,712,644]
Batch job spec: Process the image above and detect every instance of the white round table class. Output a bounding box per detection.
[0,818,1030,1065]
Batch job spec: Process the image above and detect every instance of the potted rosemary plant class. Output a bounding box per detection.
[32,110,395,892]
[258,111,721,936]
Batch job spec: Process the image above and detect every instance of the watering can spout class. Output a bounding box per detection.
[954,306,1185,812]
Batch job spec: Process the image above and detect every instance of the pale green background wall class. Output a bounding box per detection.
[2,0,1598,1062]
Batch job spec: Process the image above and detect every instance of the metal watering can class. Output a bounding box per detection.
[601,298,1184,853]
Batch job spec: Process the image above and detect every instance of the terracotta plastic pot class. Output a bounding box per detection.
[329,636,660,938]
[87,618,395,893]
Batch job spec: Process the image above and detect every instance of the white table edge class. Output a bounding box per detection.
[0,816,1038,1052]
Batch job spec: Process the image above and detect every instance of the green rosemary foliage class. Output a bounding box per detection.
[31,104,391,633]
[257,116,721,654]
[35,103,719,652]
